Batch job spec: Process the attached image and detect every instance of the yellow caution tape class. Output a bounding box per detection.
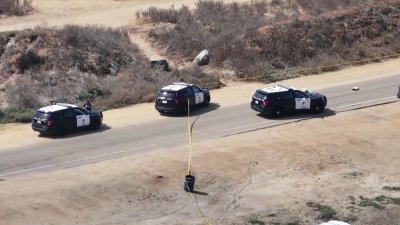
[187,99,193,175]
[185,99,213,225]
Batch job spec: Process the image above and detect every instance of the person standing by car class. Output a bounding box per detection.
[83,99,92,111]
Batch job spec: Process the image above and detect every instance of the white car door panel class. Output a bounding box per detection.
[293,90,311,110]
[75,108,91,127]
[195,92,204,104]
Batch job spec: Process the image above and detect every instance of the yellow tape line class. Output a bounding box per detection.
[187,99,193,175]
[185,99,213,225]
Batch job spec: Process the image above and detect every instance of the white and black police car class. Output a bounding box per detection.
[32,102,103,136]
[251,84,327,117]
[155,82,211,114]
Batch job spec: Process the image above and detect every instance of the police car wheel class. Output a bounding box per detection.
[311,103,324,114]
[91,121,101,130]
[57,127,67,137]
[157,110,164,114]
[203,97,210,107]
[273,107,284,117]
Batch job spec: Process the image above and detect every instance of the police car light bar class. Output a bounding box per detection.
[278,84,293,90]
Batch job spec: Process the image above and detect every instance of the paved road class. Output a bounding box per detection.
[0,74,399,177]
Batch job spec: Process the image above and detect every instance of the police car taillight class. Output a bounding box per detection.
[47,120,54,126]
[263,99,270,107]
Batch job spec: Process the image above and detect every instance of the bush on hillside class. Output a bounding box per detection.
[297,0,363,15]
[0,107,35,123]
[0,0,33,16]
[138,0,400,80]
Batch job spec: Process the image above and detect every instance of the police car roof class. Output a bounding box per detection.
[260,84,295,93]
[38,103,78,113]
[161,82,192,91]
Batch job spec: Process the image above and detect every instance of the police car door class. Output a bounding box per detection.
[74,108,90,127]
[192,86,204,105]
[293,91,311,110]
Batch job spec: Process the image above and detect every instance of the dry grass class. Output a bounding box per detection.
[0,0,33,16]
[137,0,400,80]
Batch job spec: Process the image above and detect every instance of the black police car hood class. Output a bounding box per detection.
[88,109,102,116]
[308,92,325,99]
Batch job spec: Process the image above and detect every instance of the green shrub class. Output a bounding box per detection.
[307,202,337,220]
[17,50,44,73]
[77,87,111,102]
[319,205,337,220]
[270,0,282,6]
[0,107,35,123]
[249,218,265,225]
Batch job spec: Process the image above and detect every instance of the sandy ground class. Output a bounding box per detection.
[0,0,251,32]
[1,102,399,225]
[1,1,400,224]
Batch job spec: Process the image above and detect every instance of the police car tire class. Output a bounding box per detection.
[57,127,67,137]
[91,121,101,130]
[181,105,188,114]
[157,110,164,114]
[311,103,325,114]
[273,107,284,117]
[203,97,210,107]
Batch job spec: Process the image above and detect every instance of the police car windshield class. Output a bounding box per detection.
[254,90,267,99]
[34,111,51,119]
[157,91,176,98]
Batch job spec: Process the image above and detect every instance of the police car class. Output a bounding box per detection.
[32,102,103,136]
[155,82,211,113]
[250,84,327,117]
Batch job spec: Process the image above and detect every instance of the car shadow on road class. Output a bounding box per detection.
[257,108,337,120]
[160,103,220,117]
[38,124,112,139]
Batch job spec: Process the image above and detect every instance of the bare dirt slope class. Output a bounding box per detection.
[1,102,399,225]
[0,0,249,32]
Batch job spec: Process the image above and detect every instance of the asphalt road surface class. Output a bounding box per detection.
[0,74,399,177]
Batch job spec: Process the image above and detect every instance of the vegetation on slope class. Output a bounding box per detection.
[0,0,33,16]
[137,0,400,81]
[0,25,221,123]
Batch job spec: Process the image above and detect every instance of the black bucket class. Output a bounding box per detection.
[184,175,195,192]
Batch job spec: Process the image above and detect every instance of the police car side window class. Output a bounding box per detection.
[74,108,87,115]
[177,91,185,98]
[280,92,292,99]
[185,87,194,96]
[63,109,75,118]
[293,91,306,98]
[192,86,201,93]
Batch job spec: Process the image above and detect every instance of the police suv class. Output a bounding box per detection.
[32,102,103,136]
[155,82,211,114]
[251,84,327,117]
